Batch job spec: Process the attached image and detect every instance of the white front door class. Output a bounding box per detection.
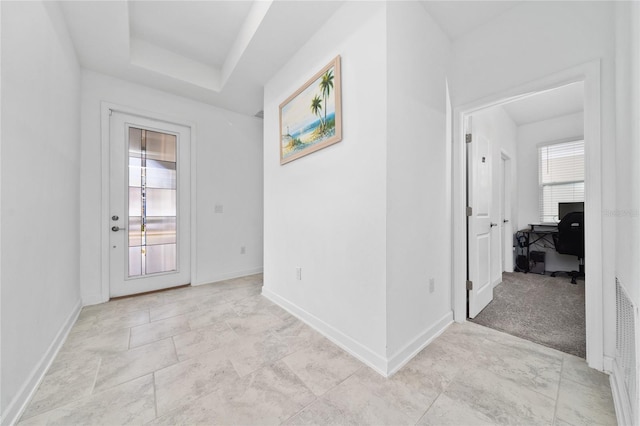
[109,112,191,297]
[467,127,494,318]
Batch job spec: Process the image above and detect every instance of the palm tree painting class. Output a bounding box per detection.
[319,69,334,131]
[310,95,323,129]
[279,56,342,165]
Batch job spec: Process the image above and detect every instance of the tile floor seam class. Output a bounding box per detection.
[90,356,103,395]
[276,363,321,424]
[552,355,566,425]
[317,365,365,398]
[222,319,239,338]
[559,374,612,392]
[169,335,180,363]
[487,367,560,404]
[152,372,158,421]
[414,388,445,425]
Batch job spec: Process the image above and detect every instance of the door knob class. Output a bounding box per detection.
[503,219,509,223]
[111,226,126,232]
[490,223,498,228]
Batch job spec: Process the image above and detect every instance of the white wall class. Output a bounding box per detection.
[470,106,517,282]
[1,1,81,422]
[80,70,263,304]
[263,1,454,375]
[516,112,584,272]
[612,4,640,423]
[385,2,452,366]
[450,0,616,363]
[263,2,389,370]
[614,1,640,311]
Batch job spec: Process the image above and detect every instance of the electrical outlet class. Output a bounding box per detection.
[429,278,435,293]
[214,204,224,214]
[240,246,246,254]
[296,267,302,281]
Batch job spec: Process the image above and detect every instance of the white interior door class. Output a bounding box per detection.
[109,112,190,297]
[467,127,494,318]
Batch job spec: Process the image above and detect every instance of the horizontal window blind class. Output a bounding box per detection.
[538,140,585,222]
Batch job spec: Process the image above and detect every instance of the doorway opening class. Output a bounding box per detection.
[466,82,587,357]
[451,62,604,369]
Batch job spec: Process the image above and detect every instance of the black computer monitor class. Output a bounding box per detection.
[559,202,584,220]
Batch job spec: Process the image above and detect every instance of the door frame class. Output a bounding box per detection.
[500,150,514,274]
[451,61,605,370]
[100,102,198,302]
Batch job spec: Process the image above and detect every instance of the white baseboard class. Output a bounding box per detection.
[609,359,634,426]
[492,276,502,288]
[386,312,453,377]
[194,267,263,286]
[2,299,82,426]
[262,288,389,376]
[82,293,108,306]
[603,355,614,374]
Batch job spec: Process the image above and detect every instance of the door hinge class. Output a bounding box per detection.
[466,206,472,216]
[466,280,473,290]
[465,133,472,143]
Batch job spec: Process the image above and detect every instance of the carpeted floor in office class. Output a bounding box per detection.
[470,271,586,358]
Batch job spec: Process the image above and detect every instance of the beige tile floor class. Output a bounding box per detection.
[18,274,617,425]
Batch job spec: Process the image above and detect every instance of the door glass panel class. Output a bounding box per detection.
[129,247,143,277]
[129,188,142,217]
[146,244,177,274]
[145,216,176,245]
[129,157,142,187]
[146,159,176,189]
[128,127,177,277]
[145,130,177,162]
[129,216,143,247]
[146,189,176,216]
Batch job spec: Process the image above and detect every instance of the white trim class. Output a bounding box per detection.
[82,293,107,307]
[610,359,634,426]
[262,288,389,376]
[500,149,514,273]
[451,61,604,370]
[603,354,614,373]
[535,136,585,150]
[492,276,502,289]
[386,312,453,377]
[99,102,198,304]
[193,267,264,286]
[1,300,82,426]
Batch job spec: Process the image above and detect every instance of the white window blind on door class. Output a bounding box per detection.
[538,140,584,223]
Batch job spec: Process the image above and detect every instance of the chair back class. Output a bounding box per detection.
[553,211,584,258]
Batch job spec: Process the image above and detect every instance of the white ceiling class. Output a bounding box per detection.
[129,1,253,69]
[501,82,584,126]
[58,0,344,116]
[420,1,518,40]
[59,1,561,118]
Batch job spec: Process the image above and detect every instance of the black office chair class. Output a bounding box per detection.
[551,211,584,284]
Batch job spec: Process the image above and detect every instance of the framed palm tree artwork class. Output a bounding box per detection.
[279,55,342,165]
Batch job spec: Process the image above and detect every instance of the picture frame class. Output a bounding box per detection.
[279,55,342,165]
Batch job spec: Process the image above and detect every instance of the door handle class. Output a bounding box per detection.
[111,226,127,232]
[503,219,509,223]
[490,223,498,228]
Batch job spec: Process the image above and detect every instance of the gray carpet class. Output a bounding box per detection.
[470,272,586,358]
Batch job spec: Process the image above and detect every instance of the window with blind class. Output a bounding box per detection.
[538,139,585,223]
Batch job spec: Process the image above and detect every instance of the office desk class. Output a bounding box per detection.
[516,224,558,273]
